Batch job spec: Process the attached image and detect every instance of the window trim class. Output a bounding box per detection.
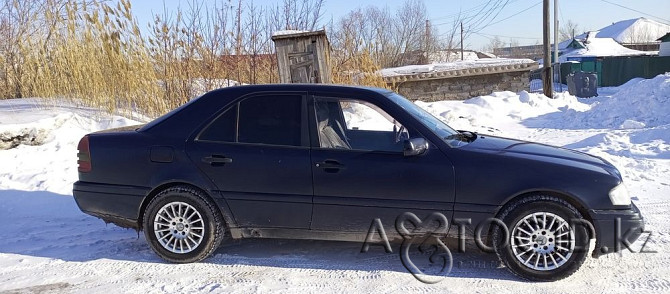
[194,92,309,148]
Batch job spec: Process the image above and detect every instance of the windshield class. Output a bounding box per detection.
[385,92,471,147]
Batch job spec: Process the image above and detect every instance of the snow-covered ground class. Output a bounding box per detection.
[1,75,670,293]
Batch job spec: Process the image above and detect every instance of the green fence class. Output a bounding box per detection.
[558,56,670,87]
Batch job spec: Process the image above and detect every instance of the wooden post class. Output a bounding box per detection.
[554,0,559,64]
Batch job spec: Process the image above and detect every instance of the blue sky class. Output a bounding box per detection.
[129,0,670,50]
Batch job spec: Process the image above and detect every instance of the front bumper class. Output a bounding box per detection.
[590,202,645,257]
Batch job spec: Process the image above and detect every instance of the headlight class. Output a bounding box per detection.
[609,183,631,206]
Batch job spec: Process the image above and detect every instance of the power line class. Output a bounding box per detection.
[558,0,565,26]
[432,0,541,48]
[465,0,500,30]
[431,2,492,27]
[432,0,515,28]
[474,32,494,40]
[432,13,478,27]
[434,0,530,45]
[475,32,542,40]
[598,0,670,24]
[437,0,514,39]
[469,0,513,33]
[473,0,542,32]
[430,0,491,22]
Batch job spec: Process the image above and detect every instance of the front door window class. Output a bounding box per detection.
[314,98,409,152]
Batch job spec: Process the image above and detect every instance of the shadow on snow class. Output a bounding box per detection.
[0,189,517,281]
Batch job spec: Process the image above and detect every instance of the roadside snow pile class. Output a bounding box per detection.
[0,99,139,194]
[564,73,670,129]
[427,73,670,133]
[416,90,589,134]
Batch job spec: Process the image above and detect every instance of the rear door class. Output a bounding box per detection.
[308,94,455,235]
[186,92,313,229]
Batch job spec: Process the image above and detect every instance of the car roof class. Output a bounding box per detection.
[206,83,392,96]
[140,84,394,137]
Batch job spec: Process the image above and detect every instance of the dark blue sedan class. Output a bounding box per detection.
[73,84,644,281]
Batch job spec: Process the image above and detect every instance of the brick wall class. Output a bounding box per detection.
[390,70,531,101]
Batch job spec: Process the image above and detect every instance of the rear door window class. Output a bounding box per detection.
[198,94,304,147]
[238,94,303,146]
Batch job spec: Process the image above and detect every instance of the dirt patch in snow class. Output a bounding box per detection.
[1,282,71,294]
[0,128,49,150]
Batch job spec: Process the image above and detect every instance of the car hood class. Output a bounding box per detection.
[461,134,620,177]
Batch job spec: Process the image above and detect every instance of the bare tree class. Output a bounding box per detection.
[484,36,505,54]
[329,0,445,68]
[623,23,667,44]
[266,0,325,31]
[393,0,429,66]
[560,20,580,41]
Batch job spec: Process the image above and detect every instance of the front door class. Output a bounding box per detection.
[309,95,455,237]
[187,93,313,229]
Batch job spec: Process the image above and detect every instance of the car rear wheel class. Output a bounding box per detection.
[143,186,224,263]
[492,195,590,281]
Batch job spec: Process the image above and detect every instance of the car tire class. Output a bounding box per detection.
[143,186,225,263]
[492,195,590,281]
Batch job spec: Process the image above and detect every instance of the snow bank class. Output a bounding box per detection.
[416,90,589,134]
[564,73,670,129]
[0,99,139,194]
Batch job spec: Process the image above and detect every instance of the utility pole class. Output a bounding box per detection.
[542,0,553,97]
[554,0,559,66]
[460,22,464,61]
[425,20,430,52]
[425,20,432,64]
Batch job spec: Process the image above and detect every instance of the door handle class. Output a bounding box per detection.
[202,155,233,165]
[315,159,345,171]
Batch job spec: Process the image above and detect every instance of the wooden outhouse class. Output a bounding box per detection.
[271,30,331,84]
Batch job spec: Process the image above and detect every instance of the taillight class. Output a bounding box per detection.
[77,135,91,172]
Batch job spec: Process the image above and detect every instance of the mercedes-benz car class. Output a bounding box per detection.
[73,84,644,281]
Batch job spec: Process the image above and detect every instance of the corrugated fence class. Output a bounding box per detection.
[557,56,670,87]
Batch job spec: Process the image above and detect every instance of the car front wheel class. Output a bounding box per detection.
[143,186,225,263]
[492,195,591,281]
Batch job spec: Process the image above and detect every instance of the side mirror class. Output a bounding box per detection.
[403,138,429,157]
